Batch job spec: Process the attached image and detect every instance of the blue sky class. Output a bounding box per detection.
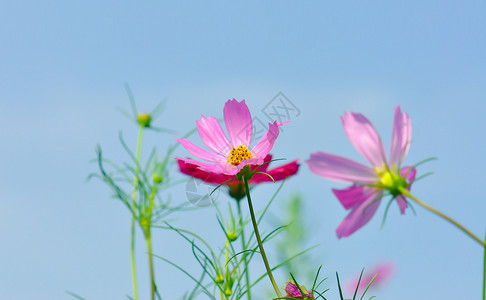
[1,1,486,299]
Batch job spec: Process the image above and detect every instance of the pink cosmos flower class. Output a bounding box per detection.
[282,280,314,299]
[306,106,416,238]
[345,261,394,294]
[176,99,296,183]
[178,153,299,185]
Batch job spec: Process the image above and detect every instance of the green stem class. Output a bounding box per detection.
[130,217,139,300]
[130,126,144,300]
[483,230,485,300]
[146,230,156,300]
[144,185,157,300]
[237,200,251,300]
[242,176,282,298]
[399,188,486,248]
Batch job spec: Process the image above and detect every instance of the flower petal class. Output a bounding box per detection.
[251,121,284,159]
[250,159,299,183]
[177,138,225,163]
[176,157,238,176]
[196,115,231,155]
[177,158,233,184]
[306,152,377,184]
[223,99,253,147]
[336,189,383,238]
[389,105,412,168]
[332,185,366,210]
[341,111,387,167]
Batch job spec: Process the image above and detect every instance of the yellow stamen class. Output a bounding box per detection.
[227,144,252,165]
[373,165,408,197]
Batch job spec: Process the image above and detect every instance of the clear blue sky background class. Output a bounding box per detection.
[1,1,486,299]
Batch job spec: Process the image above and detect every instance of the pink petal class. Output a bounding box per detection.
[345,261,394,294]
[332,185,366,210]
[336,189,383,238]
[395,166,416,214]
[177,158,233,184]
[196,115,231,155]
[389,106,412,168]
[175,157,238,176]
[306,152,377,184]
[177,138,226,163]
[223,99,253,147]
[341,111,387,167]
[255,154,273,172]
[251,121,283,159]
[234,157,264,174]
[250,159,299,183]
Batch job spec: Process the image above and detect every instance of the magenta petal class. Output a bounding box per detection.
[251,121,282,159]
[177,158,233,184]
[400,166,416,182]
[341,111,387,167]
[250,159,300,183]
[395,195,408,214]
[306,152,377,184]
[332,185,366,210]
[196,115,231,155]
[177,138,226,162]
[336,189,383,238]
[389,105,412,168]
[223,99,253,147]
[176,157,239,175]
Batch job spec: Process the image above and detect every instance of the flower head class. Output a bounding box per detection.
[176,99,298,195]
[282,279,314,299]
[306,106,416,238]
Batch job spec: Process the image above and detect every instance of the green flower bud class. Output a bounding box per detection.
[227,231,238,242]
[137,112,151,127]
[153,174,163,183]
[224,287,232,296]
[215,273,224,284]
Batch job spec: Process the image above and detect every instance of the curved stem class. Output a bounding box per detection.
[130,217,139,300]
[242,176,282,298]
[399,188,486,248]
[483,230,485,300]
[237,200,252,300]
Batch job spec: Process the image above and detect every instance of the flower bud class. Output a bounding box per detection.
[227,231,238,242]
[137,112,151,127]
[215,273,224,284]
[153,174,163,183]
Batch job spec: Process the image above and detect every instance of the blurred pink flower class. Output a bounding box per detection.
[306,106,416,238]
[176,99,295,182]
[345,261,395,294]
[283,280,314,299]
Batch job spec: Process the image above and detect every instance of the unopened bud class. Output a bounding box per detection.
[227,231,238,242]
[215,273,224,284]
[153,174,163,183]
[137,112,151,127]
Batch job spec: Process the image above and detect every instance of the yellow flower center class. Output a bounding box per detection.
[227,144,252,165]
[373,165,407,197]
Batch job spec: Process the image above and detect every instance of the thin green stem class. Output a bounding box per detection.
[130,217,139,300]
[132,126,144,205]
[130,126,144,300]
[146,230,156,300]
[399,188,486,248]
[237,200,251,300]
[242,176,282,298]
[483,230,485,300]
